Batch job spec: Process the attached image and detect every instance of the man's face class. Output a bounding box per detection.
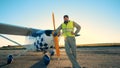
[64,17,69,21]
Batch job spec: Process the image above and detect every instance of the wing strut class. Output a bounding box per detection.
[0,34,22,46]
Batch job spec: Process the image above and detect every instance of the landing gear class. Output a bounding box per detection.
[43,55,50,65]
[43,50,54,65]
[7,55,13,64]
[50,50,54,56]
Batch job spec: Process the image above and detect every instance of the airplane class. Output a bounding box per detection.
[0,22,58,65]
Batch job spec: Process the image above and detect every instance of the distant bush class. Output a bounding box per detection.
[0,46,26,50]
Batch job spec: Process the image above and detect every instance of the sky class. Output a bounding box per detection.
[0,0,120,46]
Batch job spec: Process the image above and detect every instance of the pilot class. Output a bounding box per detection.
[54,15,81,68]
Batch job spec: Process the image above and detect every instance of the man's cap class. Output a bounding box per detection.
[63,15,69,18]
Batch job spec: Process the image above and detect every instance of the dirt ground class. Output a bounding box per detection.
[0,47,120,68]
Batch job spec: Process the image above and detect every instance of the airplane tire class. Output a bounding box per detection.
[43,55,50,65]
[7,55,13,64]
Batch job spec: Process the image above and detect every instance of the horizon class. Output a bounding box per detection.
[0,40,120,47]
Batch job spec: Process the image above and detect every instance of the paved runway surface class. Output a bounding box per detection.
[0,47,120,68]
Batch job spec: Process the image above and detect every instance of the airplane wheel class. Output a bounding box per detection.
[50,50,54,56]
[43,55,50,65]
[7,55,13,64]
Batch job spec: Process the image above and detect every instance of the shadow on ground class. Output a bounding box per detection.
[0,63,8,68]
[30,57,47,68]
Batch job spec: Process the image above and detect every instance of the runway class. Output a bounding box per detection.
[0,47,120,68]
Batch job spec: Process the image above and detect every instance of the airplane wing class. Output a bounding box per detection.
[0,23,40,36]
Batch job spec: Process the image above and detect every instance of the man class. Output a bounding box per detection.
[54,15,81,68]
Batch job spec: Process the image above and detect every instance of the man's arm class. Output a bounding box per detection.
[53,24,62,36]
[73,21,81,35]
